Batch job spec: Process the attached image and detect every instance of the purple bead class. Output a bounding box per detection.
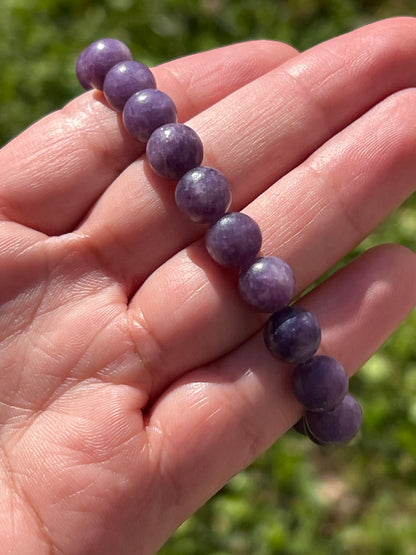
[76,48,93,90]
[238,256,295,313]
[293,417,327,445]
[103,61,156,112]
[263,306,321,363]
[76,38,133,90]
[123,89,177,142]
[304,394,363,445]
[175,166,232,224]
[205,212,262,268]
[304,426,327,446]
[146,123,204,180]
[291,355,348,412]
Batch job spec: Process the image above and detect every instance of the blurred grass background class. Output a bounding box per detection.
[0,0,415,553]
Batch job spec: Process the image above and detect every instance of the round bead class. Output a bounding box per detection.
[263,306,321,363]
[304,394,363,445]
[291,355,348,412]
[238,256,295,313]
[123,89,177,142]
[146,123,204,180]
[293,417,326,445]
[103,61,156,112]
[76,48,93,90]
[205,212,262,268]
[175,166,232,224]
[76,38,133,90]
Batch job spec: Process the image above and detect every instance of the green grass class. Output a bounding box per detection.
[1,1,415,553]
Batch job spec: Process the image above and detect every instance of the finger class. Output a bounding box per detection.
[0,41,297,236]
[82,17,416,289]
[128,86,416,398]
[146,244,416,550]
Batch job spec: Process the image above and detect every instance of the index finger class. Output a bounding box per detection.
[0,40,298,235]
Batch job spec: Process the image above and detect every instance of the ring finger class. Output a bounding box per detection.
[128,86,416,400]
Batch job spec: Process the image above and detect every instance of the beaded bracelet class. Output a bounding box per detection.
[76,38,363,446]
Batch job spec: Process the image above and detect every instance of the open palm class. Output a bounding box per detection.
[0,18,415,554]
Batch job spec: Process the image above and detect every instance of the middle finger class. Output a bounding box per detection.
[80,17,416,291]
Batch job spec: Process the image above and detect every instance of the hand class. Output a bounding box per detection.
[0,17,415,554]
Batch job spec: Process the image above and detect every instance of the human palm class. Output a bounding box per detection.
[0,17,416,554]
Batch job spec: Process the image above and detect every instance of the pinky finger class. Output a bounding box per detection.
[146,244,416,548]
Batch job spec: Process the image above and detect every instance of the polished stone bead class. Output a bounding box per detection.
[75,48,92,90]
[146,123,204,180]
[76,38,133,90]
[304,394,363,445]
[205,212,262,268]
[239,256,295,313]
[291,355,348,412]
[123,89,177,142]
[175,166,232,223]
[263,306,321,362]
[104,61,156,112]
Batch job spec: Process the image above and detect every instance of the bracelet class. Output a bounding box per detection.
[76,38,363,446]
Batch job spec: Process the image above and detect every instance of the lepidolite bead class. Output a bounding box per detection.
[75,48,92,90]
[292,416,327,445]
[146,123,204,180]
[304,394,362,445]
[76,38,133,90]
[238,256,295,313]
[175,166,232,223]
[123,89,177,142]
[291,355,348,412]
[205,212,262,268]
[263,306,321,362]
[103,61,157,112]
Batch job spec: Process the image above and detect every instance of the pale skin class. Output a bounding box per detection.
[0,16,415,554]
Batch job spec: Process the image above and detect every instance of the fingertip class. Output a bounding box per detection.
[371,242,416,303]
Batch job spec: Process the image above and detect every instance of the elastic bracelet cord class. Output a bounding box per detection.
[76,39,363,446]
